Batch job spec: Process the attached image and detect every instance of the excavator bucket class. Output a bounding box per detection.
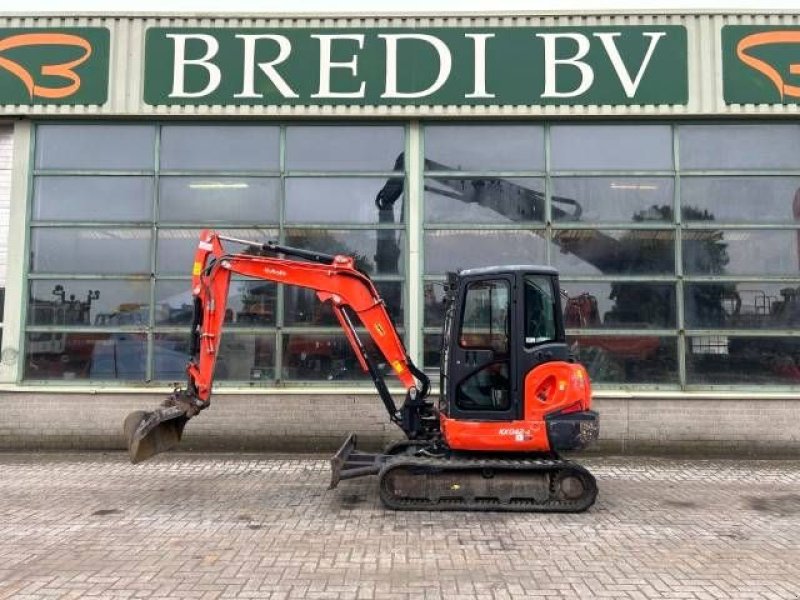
[123,405,190,464]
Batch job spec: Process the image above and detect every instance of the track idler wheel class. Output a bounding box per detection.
[552,468,596,505]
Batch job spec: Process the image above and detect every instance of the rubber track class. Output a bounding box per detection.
[378,456,598,513]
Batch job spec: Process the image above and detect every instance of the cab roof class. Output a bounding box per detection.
[456,265,559,277]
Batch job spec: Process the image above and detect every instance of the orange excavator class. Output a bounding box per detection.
[124,229,599,512]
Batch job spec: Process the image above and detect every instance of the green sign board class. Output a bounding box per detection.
[723,25,800,104]
[144,26,687,107]
[0,28,109,105]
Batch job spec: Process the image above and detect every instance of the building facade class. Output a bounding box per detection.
[0,11,799,453]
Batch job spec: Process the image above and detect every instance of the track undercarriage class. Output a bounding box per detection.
[331,434,598,513]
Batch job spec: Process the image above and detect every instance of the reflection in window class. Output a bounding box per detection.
[570,336,678,384]
[155,333,278,383]
[423,282,448,328]
[155,280,277,327]
[30,229,152,275]
[552,229,675,276]
[214,334,276,382]
[424,230,547,276]
[423,333,443,371]
[228,282,277,327]
[24,332,147,380]
[684,230,800,276]
[551,177,673,223]
[563,282,676,329]
[153,334,191,381]
[424,177,546,223]
[285,178,403,224]
[282,332,395,382]
[685,283,800,330]
[28,280,150,327]
[284,229,404,275]
[285,281,403,326]
[687,336,800,385]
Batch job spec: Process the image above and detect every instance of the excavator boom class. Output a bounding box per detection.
[125,230,430,463]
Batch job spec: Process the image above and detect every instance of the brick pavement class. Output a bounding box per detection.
[0,453,798,600]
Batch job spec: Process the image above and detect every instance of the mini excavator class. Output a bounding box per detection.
[124,229,599,512]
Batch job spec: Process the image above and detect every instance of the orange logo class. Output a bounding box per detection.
[0,33,92,99]
[736,30,800,100]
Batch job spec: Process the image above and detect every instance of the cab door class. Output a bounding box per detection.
[446,275,519,422]
[514,272,570,394]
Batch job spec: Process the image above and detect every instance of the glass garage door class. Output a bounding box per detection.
[24,123,406,384]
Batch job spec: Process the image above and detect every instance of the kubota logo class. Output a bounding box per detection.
[736,30,800,101]
[263,268,287,278]
[0,33,92,99]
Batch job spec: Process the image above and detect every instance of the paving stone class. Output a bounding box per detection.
[0,454,798,599]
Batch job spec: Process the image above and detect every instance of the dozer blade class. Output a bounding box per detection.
[124,405,189,464]
[329,433,386,489]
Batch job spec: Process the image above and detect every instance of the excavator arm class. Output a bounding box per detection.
[378,154,633,273]
[377,154,583,221]
[124,229,431,464]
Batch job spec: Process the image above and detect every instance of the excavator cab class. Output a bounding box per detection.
[441,267,567,420]
[433,266,597,456]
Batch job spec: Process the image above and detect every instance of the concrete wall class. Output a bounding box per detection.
[1,392,798,457]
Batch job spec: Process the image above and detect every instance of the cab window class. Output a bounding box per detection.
[525,274,557,346]
[459,279,509,353]
[456,362,510,411]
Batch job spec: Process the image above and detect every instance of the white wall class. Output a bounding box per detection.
[0,126,12,294]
